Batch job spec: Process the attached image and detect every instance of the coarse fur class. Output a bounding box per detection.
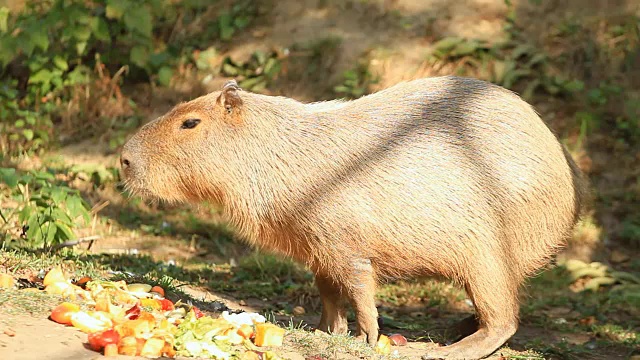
[121,76,588,359]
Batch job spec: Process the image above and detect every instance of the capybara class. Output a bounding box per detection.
[120,76,587,359]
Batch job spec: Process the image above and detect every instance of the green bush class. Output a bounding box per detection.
[0,0,258,158]
[0,167,91,250]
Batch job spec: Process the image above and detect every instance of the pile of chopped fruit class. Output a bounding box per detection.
[42,267,285,359]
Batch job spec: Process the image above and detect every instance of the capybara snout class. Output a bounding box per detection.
[122,77,587,359]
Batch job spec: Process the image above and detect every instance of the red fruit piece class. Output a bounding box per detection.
[158,299,174,311]
[388,333,408,346]
[87,329,120,352]
[125,302,141,320]
[192,306,204,319]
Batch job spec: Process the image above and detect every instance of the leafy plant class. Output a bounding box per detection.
[429,36,584,99]
[333,61,379,99]
[0,167,91,250]
[220,51,282,92]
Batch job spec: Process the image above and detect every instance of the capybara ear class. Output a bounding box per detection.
[218,80,243,115]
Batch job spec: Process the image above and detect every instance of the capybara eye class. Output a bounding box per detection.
[180,119,201,129]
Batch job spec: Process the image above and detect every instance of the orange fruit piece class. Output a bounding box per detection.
[150,285,165,297]
[50,302,80,325]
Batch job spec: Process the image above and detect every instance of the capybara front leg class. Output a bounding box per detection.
[346,258,378,346]
[315,273,348,334]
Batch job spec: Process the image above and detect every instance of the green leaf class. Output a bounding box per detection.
[53,56,68,71]
[433,37,463,53]
[90,17,111,42]
[106,0,128,19]
[29,69,53,84]
[15,119,24,128]
[124,6,152,37]
[26,213,41,244]
[22,129,34,141]
[29,28,50,51]
[130,45,150,67]
[51,207,73,226]
[218,12,234,41]
[195,47,217,71]
[56,222,75,241]
[44,221,57,246]
[50,187,66,205]
[76,41,87,55]
[0,167,18,187]
[157,66,173,86]
[25,113,36,125]
[73,26,92,42]
[233,16,250,29]
[66,195,90,224]
[0,7,9,33]
[263,58,281,78]
[451,41,479,57]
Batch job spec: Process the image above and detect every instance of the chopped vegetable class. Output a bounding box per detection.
[254,323,285,347]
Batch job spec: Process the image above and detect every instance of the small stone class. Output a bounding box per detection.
[3,328,16,337]
[292,306,306,316]
[239,299,247,306]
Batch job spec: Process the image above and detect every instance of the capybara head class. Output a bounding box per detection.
[121,80,251,204]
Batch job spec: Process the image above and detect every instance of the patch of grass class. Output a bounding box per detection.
[377,279,466,308]
[523,339,592,360]
[285,326,388,359]
[591,324,638,346]
[0,249,106,280]
[0,288,62,316]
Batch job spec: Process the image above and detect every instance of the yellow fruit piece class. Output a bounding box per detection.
[43,266,66,287]
[104,343,119,357]
[0,273,15,288]
[117,336,138,356]
[118,318,153,338]
[237,324,254,339]
[140,337,165,357]
[70,311,112,333]
[140,298,162,311]
[375,334,392,355]
[254,323,285,347]
[45,281,77,300]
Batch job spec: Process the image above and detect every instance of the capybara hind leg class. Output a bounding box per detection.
[315,274,348,334]
[345,258,379,346]
[449,314,479,341]
[423,269,519,359]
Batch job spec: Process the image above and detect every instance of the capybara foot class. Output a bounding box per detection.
[422,325,516,360]
[449,315,480,341]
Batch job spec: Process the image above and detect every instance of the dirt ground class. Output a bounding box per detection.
[1,0,639,359]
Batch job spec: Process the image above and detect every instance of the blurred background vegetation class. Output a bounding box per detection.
[0,0,638,358]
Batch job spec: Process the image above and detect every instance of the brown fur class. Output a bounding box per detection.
[121,76,587,359]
